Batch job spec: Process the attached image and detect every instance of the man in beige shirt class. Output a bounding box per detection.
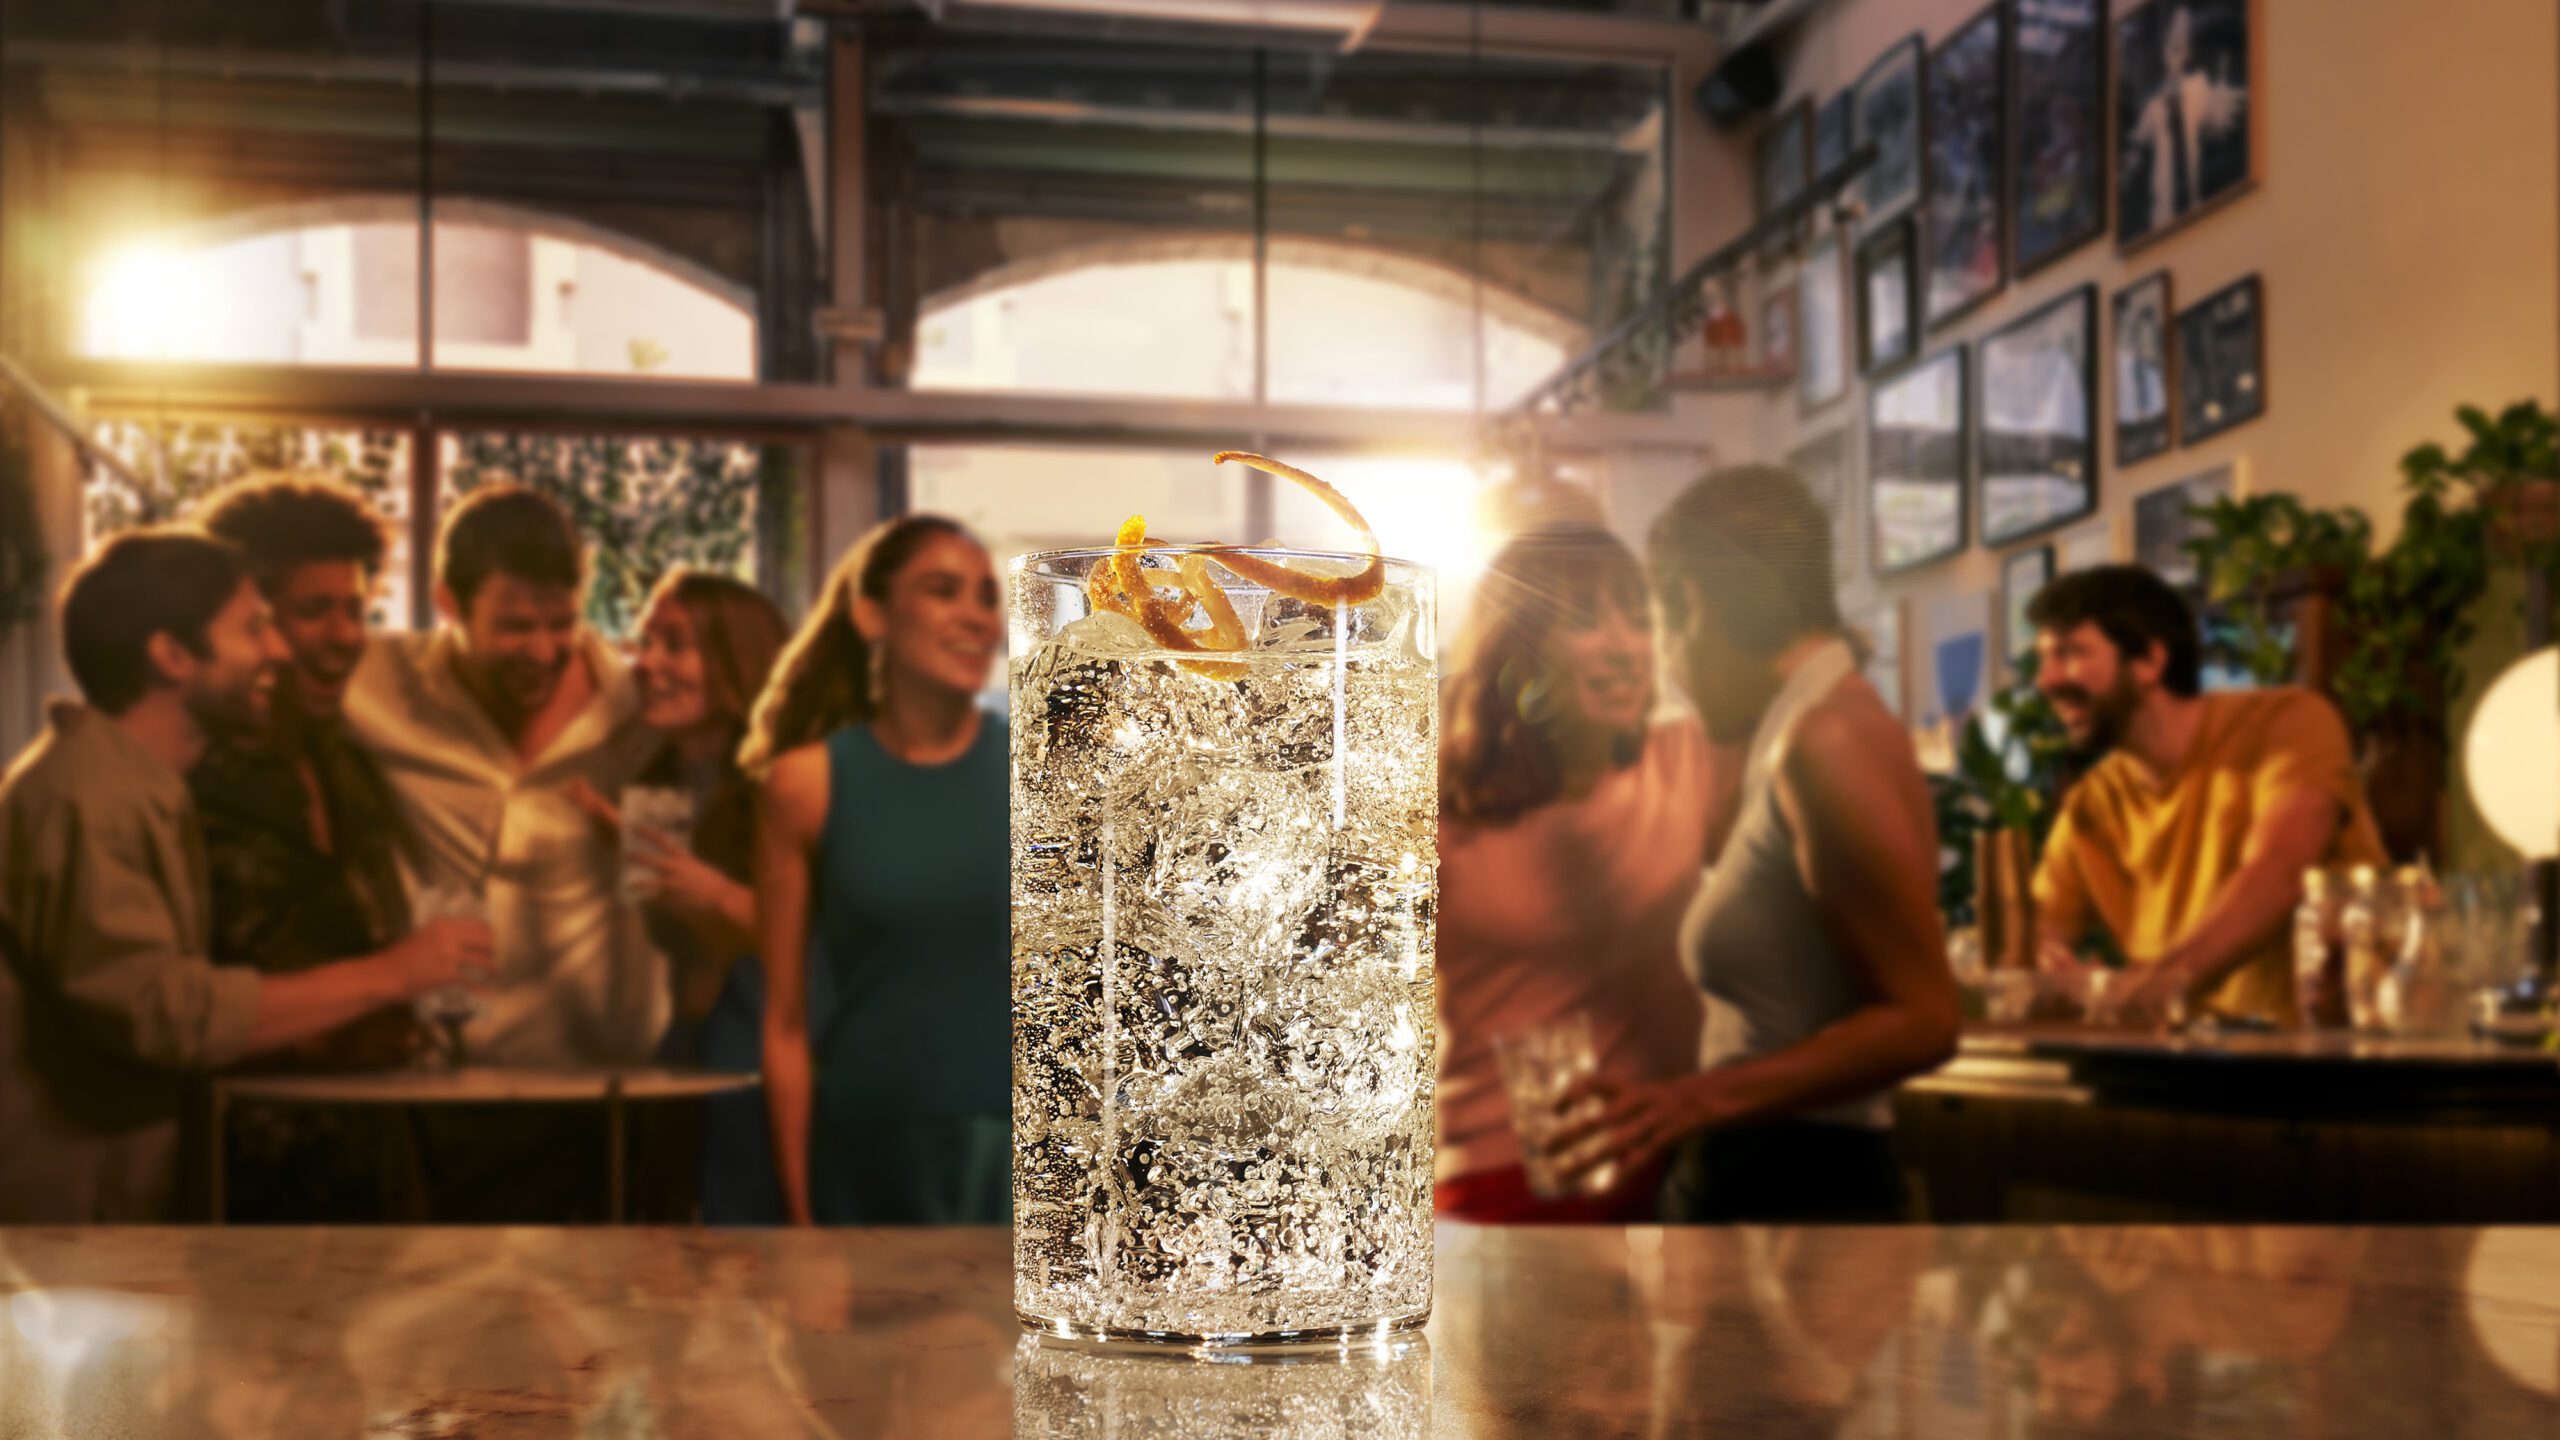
[346,484,664,1066]
[0,530,491,1220]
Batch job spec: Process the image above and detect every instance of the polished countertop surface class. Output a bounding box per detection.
[1958,1021,2560,1066]
[4,1224,2555,1437]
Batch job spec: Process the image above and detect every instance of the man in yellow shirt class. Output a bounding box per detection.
[2027,566,2387,1028]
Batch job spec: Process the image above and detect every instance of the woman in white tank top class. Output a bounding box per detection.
[1549,466,1961,1221]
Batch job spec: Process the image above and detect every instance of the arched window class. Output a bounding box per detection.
[78,201,756,380]
[912,236,1579,410]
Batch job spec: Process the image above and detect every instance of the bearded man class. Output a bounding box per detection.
[2026,566,2387,1028]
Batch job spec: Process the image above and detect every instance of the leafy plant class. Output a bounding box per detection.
[1932,772,1985,929]
[2189,493,2371,686]
[2183,400,2556,739]
[83,421,775,639]
[1957,654,2072,840]
[88,419,405,541]
[446,431,764,636]
[1936,653,2074,926]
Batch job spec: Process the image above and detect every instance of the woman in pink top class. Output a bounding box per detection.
[1435,524,1710,1222]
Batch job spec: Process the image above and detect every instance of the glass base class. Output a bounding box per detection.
[1015,1306,1430,1355]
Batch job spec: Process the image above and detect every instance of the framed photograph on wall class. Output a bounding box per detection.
[1814,90,1855,180]
[1854,35,1927,225]
[1759,100,1813,221]
[2011,0,2107,273]
[1858,218,1920,375]
[1800,230,1851,410]
[1925,4,2006,328]
[2002,544,2056,663]
[1868,346,1969,574]
[2133,463,2237,589]
[2111,270,2174,466]
[2115,0,2256,249]
[1761,277,1799,380]
[2177,274,2265,442]
[1978,284,2098,546]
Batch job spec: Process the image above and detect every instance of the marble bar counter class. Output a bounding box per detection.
[1898,1025,2560,1222]
[4,1224,2557,1438]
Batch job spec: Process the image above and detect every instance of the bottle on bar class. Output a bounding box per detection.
[2293,867,2349,1030]
[2380,859,2457,1035]
[2340,864,2397,1032]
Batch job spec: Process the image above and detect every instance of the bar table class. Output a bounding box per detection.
[208,1066,759,1223]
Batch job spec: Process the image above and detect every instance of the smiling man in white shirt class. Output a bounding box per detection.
[346,483,663,1067]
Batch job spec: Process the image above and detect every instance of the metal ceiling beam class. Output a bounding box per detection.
[0,39,820,110]
[875,91,1630,152]
[1358,2,1716,67]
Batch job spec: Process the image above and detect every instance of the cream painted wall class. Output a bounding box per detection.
[1634,0,2557,673]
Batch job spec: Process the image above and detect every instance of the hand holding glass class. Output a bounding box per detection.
[1495,1015,1616,1199]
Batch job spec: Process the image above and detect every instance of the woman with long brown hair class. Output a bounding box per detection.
[744,514,1008,1225]
[598,569,792,1222]
[1434,522,1711,1223]
[1551,465,1958,1222]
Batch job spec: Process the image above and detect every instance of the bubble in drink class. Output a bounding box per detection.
[1011,549,1437,1344]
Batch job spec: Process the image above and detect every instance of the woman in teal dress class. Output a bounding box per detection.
[740,514,1010,1225]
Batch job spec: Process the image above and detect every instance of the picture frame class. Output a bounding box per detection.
[1977,284,2098,546]
[2133,463,2237,590]
[1854,35,1927,225]
[1925,3,2006,329]
[1857,218,1921,376]
[1761,277,1799,380]
[1799,229,1851,411]
[1814,90,1856,182]
[2001,544,2056,663]
[2114,0,2257,250]
[2111,270,2174,466]
[2010,0,2108,274]
[1868,345,1969,574]
[1759,100,1813,222]
[2177,273,2266,443]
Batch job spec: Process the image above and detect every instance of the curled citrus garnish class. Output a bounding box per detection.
[1208,451,1387,607]
[1084,451,1383,677]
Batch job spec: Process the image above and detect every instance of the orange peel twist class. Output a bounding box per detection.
[1207,451,1387,606]
[1085,452,1384,678]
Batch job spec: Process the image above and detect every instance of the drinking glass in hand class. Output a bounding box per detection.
[412,885,490,1068]
[619,786,697,902]
[1495,1014,1613,1199]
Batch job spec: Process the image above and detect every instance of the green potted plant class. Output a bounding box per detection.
[1948,656,2074,968]
[2178,400,2550,857]
[2401,401,2560,573]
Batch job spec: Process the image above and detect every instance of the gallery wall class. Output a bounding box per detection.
[1630,0,2557,739]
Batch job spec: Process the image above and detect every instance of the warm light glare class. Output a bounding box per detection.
[2464,1232,2560,1396]
[2465,647,2560,860]
[1320,458,1498,585]
[81,246,221,361]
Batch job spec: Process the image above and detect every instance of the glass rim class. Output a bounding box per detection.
[1010,543,1429,576]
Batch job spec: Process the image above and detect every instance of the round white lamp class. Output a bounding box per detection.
[2465,646,2559,860]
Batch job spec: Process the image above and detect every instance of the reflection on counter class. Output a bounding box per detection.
[1011,1334,1429,1439]
[0,1227,2556,1437]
